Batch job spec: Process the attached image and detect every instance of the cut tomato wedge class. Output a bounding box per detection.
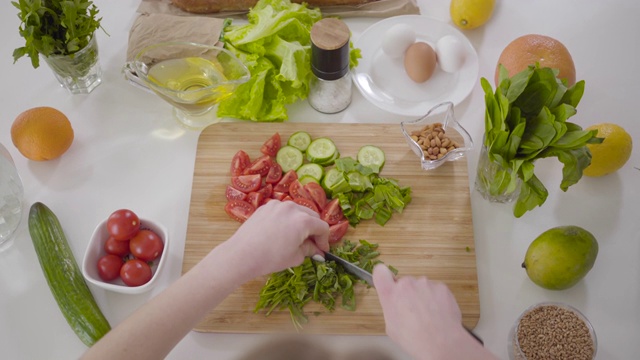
[329,220,349,244]
[265,163,283,184]
[321,198,344,225]
[224,200,255,223]
[289,180,313,201]
[256,183,273,199]
[243,155,272,177]
[303,182,328,210]
[273,170,298,193]
[293,197,319,214]
[272,191,287,201]
[225,185,247,201]
[231,174,261,193]
[261,132,281,157]
[247,192,264,209]
[230,150,251,176]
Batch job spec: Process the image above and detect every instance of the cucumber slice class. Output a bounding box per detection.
[322,168,351,195]
[296,163,324,181]
[307,138,337,164]
[317,150,340,167]
[357,145,385,173]
[276,146,304,172]
[287,131,312,152]
[298,175,319,185]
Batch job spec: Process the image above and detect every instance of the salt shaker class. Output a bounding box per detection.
[0,143,23,250]
[308,18,352,114]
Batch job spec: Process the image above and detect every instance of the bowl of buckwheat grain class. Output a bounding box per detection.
[509,302,597,360]
[400,101,473,171]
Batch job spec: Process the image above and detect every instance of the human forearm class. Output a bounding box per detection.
[82,240,252,360]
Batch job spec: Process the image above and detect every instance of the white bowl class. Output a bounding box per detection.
[82,217,169,294]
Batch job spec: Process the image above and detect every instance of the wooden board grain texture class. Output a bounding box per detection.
[183,122,479,334]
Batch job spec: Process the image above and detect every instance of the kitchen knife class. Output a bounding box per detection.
[321,251,484,345]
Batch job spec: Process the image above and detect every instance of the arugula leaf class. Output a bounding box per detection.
[255,240,395,329]
[13,0,104,68]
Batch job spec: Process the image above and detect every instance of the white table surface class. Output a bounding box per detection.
[1,1,638,359]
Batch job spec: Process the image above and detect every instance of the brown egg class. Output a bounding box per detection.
[404,42,437,83]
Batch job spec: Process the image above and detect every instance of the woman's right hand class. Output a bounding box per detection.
[373,264,496,360]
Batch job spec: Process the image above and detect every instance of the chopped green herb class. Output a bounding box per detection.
[255,239,395,330]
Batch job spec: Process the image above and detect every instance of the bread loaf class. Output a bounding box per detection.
[171,0,377,14]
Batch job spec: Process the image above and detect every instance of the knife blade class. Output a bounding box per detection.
[321,252,484,345]
[323,252,374,287]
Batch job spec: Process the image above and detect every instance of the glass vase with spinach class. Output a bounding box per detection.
[475,64,603,218]
[12,0,105,94]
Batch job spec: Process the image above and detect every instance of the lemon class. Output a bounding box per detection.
[450,0,496,30]
[583,123,632,177]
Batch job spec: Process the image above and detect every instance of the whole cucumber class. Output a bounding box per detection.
[28,202,111,346]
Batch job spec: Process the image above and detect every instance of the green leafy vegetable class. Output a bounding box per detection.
[255,240,395,330]
[13,0,104,69]
[481,64,603,217]
[218,0,361,122]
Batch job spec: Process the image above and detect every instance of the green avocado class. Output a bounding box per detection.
[522,226,598,290]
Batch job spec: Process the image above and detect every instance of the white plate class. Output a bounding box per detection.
[352,15,479,116]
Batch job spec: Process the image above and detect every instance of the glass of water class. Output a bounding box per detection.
[0,143,23,250]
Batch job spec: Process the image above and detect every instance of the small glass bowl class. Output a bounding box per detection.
[400,101,473,170]
[509,302,597,360]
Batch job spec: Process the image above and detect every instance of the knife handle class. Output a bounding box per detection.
[464,326,484,345]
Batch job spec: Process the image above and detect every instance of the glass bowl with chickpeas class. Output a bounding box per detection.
[400,101,473,170]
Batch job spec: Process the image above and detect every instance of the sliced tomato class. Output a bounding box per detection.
[293,197,319,213]
[231,174,261,193]
[273,170,298,193]
[243,155,271,177]
[247,192,264,209]
[256,183,273,199]
[226,185,248,201]
[282,195,293,202]
[272,192,287,201]
[289,180,313,201]
[230,150,251,176]
[303,182,328,210]
[224,200,255,223]
[261,133,281,157]
[329,220,349,244]
[321,198,344,225]
[265,163,283,184]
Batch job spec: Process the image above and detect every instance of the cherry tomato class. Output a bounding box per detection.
[97,254,124,282]
[293,198,319,213]
[304,182,328,210]
[120,259,153,287]
[243,155,271,177]
[260,133,281,157]
[321,198,344,225]
[226,185,248,201]
[224,200,256,223]
[265,163,283,184]
[256,183,273,199]
[230,150,251,176]
[130,229,164,262]
[231,174,261,193]
[289,180,313,201]
[107,209,140,241]
[247,192,264,209]
[273,170,298,193]
[104,236,130,257]
[329,220,349,244]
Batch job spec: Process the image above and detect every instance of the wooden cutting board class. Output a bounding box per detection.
[183,122,479,334]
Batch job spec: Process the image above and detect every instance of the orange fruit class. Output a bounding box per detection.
[11,107,74,161]
[495,34,576,86]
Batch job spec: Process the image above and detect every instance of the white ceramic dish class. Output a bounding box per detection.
[82,217,169,294]
[352,15,479,116]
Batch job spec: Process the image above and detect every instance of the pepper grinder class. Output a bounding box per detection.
[308,18,352,114]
